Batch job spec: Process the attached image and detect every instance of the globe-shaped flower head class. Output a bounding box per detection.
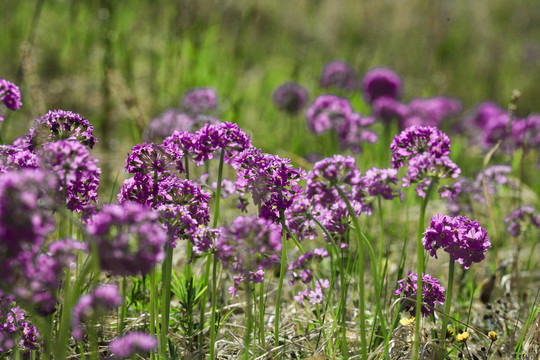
[181,87,218,114]
[395,272,445,317]
[362,67,403,104]
[319,60,358,92]
[86,202,167,276]
[272,82,309,114]
[0,79,22,122]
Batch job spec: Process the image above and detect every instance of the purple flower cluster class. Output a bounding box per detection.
[0,79,22,122]
[395,272,445,317]
[216,216,282,296]
[72,285,122,340]
[125,142,185,178]
[39,140,101,213]
[272,82,309,114]
[306,95,377,153]
[190,226,221,256]
[0,145,39,173]
[288,249,331,305]
[86,202,167,276]
[119,175,210,246]
[109,332,157,358]
[164,121,251,166]
[361,167,403,201]
[504,205,540,237]
[143,108,195,143]
[26,109,98,150]
[0,295,40,352]
[181,87,218,114]
[391,125,460,198]
[361,67,402,104]
[423,214,491,270]
[319,60,358,92]
[3,238,86,316]
[233,147,304,222]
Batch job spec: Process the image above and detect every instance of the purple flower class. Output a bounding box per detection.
[2,238,86,316]
[390,125,452,169]
[109,332,157,358]
[305,155,362,210]
[401,96,462,129]
[294,279,330,306]
[336,113,378,154]
[466,101,506,130]
[372,97,408,124]
[422,214,491,270]
[362,67,403,104]
[0,169,56,263]
[504,205,540,237]
[191,227,221,255]
[306,95,354,134]
[233,147,304,223]
[39,140,101,213]
[0,144,39,173]
[319,60,358,92]
[181,87,218,114]
[361,167,403,201]
[216,216,282,296]
[72,285,122,340]
[289,249,328,286]
[26,109,98,150]
[0,79,22,122]
[0,295,40,351]
[87,202,167,276]
[125,142,184,178]
[143,109,195,143]
[272,82,310,114]
[395,272,445,317]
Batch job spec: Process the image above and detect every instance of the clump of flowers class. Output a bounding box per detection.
[362,67,403,104]
[400,96,462,129]
[125,141,185,178]
[306,95,353,135]
[109,332,158,358]
[39,140,101,213]
[181,87,218,114]
[360,167,403,201]
[0,145,39,173]
[289,248,330,305]
[391,125,460,198]
[272,82,309,114]
[216,216,282,296]
[26,109,98,150]
[336,113,378,154]
[233,147,304,223]
[395,272,446,317]
[0,79,22,122]
[504,205,540,237]
[143,109,195,143]
[319,60,358,92]
[72,285,122,340]
[86,202,167,276]
[0,169,56,265]
[423,214,491,270]
[0,295,40,352]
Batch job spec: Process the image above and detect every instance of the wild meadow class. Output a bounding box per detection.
[1,1,540,359]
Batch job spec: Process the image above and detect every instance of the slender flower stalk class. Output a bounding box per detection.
[439,260,455,355]
[274,216,288,349]
[413,180,436,359]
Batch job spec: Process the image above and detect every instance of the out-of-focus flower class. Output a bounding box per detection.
[272,82,309,114]
[72,285,122,340]
[0,79,22,122]
[143,109,195,143]
[306,95,354,134]
[0,295,40,352]
[216,216,282,296]
[181,87,218,114]
[504,205,540,237]
[87,202,167,276]
[395,272,445,317]
[362,67,402,104]
[336,113,378,154]
[400,96,462,129]
[109,332,157,358]
[320,60,358,92]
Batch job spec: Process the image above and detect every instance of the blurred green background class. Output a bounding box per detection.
[2,0,540,170]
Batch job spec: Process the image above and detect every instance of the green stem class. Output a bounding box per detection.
[377,196,385,275]
[439,260,455,357]
[258,281,266,349]
[119,276,127,334]
[160,247,174,355]
[149,268,157,359]
[274,218,288,349]
[210,148,225,359]
[413,180,437,360]
[244,279,253,360]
